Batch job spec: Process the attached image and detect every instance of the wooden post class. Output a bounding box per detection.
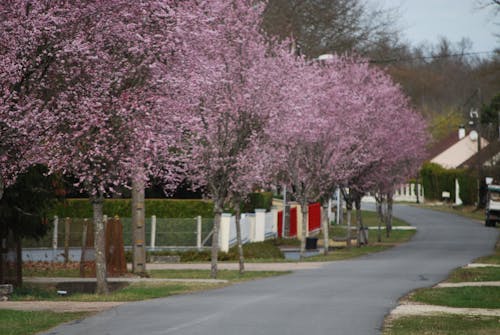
[64,217,70,263]
[132,179,146,274]
[150,215,156,250]
[196,216,202,251]
[80,219,88,277]
[52,216,58,250]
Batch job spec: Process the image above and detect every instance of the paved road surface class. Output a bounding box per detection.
[43,205,499,335]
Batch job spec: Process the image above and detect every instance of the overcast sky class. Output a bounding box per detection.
[370,0,499,54]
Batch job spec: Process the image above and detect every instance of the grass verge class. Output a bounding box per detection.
[13,270,287,302]
[0,310,89,335]
[307,229,416,262]
[11,281,224,302]
[384,314,500,335]
[409,286,500,309]
[446,266,500,282]
[149,269,289,282]
[412,204,485,221]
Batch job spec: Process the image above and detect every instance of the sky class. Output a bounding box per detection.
[369,0,499,55]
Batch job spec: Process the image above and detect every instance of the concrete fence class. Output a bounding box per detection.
[362,183,424,203]
[219,207,278,252]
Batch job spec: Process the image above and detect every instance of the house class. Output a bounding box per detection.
[428,127,489,169]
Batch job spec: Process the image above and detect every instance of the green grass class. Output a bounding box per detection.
[22,266,80,278]
[447,266,500,282]
[11,282,224,302]
[13,269,286,302]
[349,210,409,227]
[149,269,289,282]
[410,286,500,309]
[303,245,391,262]
[0,309,89,335]
[414,204,485,221]
[384,314,500,335]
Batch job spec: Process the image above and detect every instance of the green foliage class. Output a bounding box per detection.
[50,198,214,218]
[427,107,464,142]
[420,162,477,205]
[481,93,500,139]
[241,192,273,212]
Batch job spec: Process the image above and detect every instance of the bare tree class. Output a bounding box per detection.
[262,0,400,58]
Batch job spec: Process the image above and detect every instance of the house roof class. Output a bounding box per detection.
[426,132,460,161]
[459,140,500,169]
[429,131,489,169]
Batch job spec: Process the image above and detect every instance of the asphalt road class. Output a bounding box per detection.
[43,205,499,335]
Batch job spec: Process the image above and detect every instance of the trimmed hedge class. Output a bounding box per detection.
[241,192,273,212]
[49,194,274,219]
[49,198,215,218]
[420,162,477,205]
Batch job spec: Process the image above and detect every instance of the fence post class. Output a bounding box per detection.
[196,216,202,250]
[80,219,89,277]
[64,217,70,263]
[150,215,156,250]
[254,209,266,242]
[219,214,231,253]
[52,216,58,250]
[270,207,278,236]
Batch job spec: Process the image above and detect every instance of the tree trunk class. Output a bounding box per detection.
[355,196,368,246]
[234,202,245,275]
[132,178,146,274]
[375,195,383,243]
[0,178,4,201]
[210,202,222,279]
[321,200,329,256]
[299,203,308,260]
[92,193,108,295]
[341,188,352,248]
[386,193,393,238]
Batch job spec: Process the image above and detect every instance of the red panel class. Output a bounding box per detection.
[277,210,283,237]
[276,207,298,238]
[289,207,297,237]
[308,203,321,232]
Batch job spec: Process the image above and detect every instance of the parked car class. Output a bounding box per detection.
[485,184,500,227]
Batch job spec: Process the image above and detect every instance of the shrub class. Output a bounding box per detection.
[50,199,214,218]
[241,192,273,212]
[420,162,477,205]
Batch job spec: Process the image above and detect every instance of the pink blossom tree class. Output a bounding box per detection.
[29,0,187,293]
[319,56,427,245]
[176,0,294,278]
[0,1,83,199]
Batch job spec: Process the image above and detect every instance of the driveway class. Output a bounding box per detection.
[42,205,499,335]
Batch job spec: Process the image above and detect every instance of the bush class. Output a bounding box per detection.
[50,198,214,218]
[420,162,477,205]
[241,192,273,212]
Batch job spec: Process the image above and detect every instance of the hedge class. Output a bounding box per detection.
[420,162,477,205]
[49,193,274,219]
[241,192,273,212]
[49,199,215,218]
